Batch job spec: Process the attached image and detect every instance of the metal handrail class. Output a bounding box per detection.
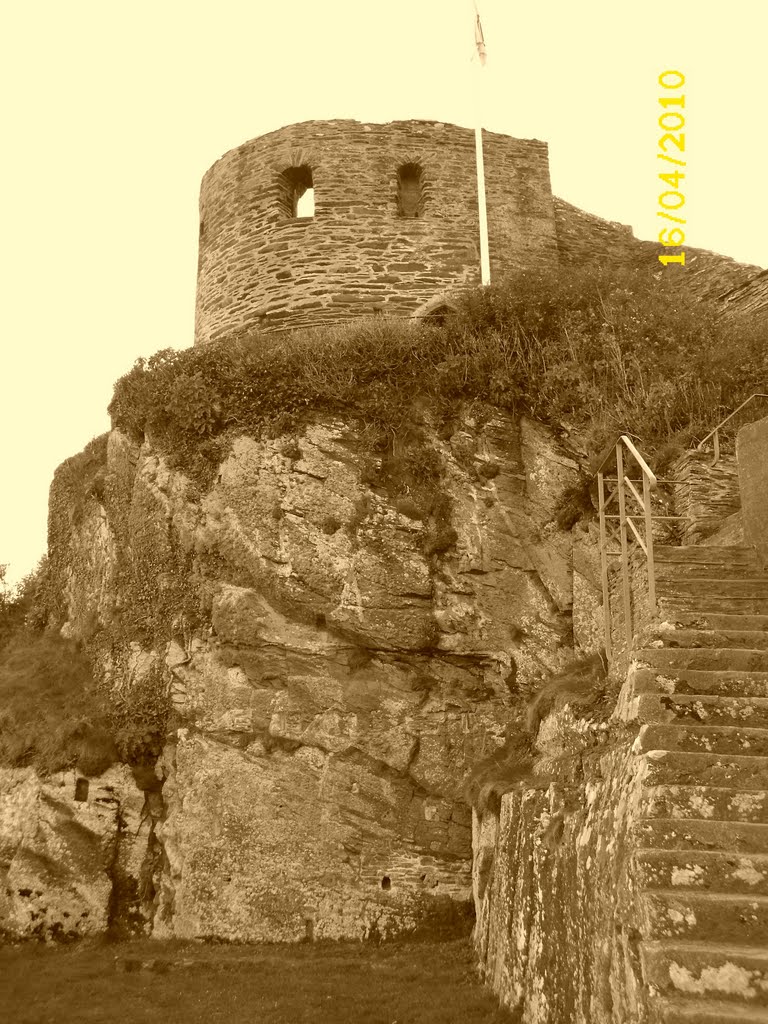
[597,435,661,660]
[595,397,768,659]
[695,393,768,465]
[595,434,657,484]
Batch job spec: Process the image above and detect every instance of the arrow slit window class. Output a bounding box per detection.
[397,163,424,219]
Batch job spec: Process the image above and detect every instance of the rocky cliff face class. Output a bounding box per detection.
[15,408,599,942]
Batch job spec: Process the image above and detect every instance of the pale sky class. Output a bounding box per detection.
[2,0,767,586]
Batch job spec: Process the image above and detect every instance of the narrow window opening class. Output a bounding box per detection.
[278,165,314,219]
[380,875,391,890]
[74,778,89,802]
[296,187,314,218]
[397,163,423,219]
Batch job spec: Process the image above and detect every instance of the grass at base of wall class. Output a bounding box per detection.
[0,937,515,1024]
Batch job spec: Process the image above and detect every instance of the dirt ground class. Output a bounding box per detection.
[0,936,515,1024]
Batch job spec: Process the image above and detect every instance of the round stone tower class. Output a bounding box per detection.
[194,119,559,345]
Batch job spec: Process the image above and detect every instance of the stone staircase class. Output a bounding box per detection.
[629,544,768,1023]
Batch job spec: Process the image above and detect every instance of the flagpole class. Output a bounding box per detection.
[472,1,491,287]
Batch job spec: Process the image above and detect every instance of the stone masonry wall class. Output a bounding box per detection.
[194,121,767,347]
[194,120,559,343]
[553,198,636,266]
[672,449,741,544]
[737,414,768,566]
[554,197,768,325]
[473,721,647,1024]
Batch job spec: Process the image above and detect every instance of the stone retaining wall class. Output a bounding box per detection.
[672,449,740,543]
[473,728,647,1023]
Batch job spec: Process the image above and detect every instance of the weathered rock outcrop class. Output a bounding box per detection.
[30,409,598,942]
[0,765,150,941]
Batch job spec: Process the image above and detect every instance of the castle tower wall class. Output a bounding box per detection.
[194,119,559,344]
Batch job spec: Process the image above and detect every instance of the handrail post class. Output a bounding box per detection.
[616,443,633,652]
[643,472,656,615]
[597,470,612,661]
[696,393,768,459]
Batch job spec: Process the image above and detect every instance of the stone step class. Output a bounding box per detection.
[636,723,768,758]
[632,668,768,700]
[643,939,768,1002]
[656,565,768,582]
[634,694,768,729]
[638,648,768,673]
[662,614,768,634]
[642,786,768,824]
[656,996,768,1022]
[652,629,768,651]
[658,580,768,599]
[660,596,768,616]
[641,890,768,945]
[634,818,768,855]
[642,751,768,791]
[655,547,760,565]
[635,850,768,895]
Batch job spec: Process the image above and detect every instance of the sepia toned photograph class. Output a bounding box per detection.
[1,2,767,1021]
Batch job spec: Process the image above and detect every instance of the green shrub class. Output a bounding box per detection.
[108,679,169,766]
[108,266,767,488]
[552,476,596,530]
[0,625,169,777]
[59,434,109,526]
[0,631,115,776]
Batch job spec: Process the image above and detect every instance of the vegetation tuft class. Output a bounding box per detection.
[109,265,767,487]
[0,566,168,776]
[0,629,115,776]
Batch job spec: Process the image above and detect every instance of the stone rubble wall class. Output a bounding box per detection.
[672,449,740,544]
[193,119,768,346]
[737,414,768,566]
[473,713,647,1024]
[194,120,560,343]
[553,199,636,266]
[554,198,768,325]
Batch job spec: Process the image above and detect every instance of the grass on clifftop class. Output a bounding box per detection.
[109,264,767,484]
